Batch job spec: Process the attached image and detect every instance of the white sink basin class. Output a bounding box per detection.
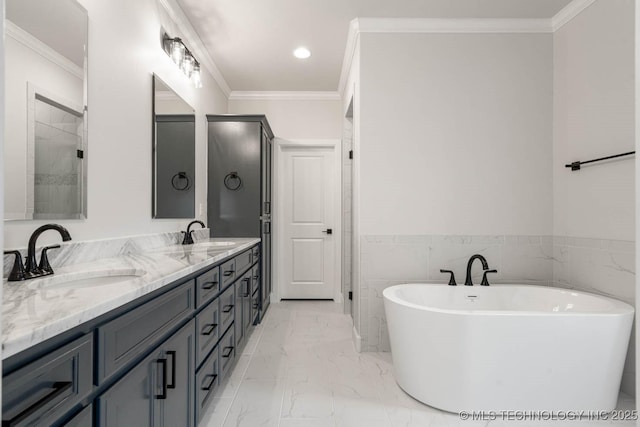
[193,241,237,248]
[28,268,147,290]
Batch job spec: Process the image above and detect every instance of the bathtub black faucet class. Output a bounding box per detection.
[182,220,205,245]
[465,254,489,286]
[24,224,72,279]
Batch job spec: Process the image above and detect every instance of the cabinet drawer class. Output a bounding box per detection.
[218,328,236,381]
[220,259,236,288]
[251,264,260,295]
[196,298,220,366]
[235,250,252,275]
[196,267,220,308]
[2,334,92,427]
[219,285,235,333]
[97,280,194,384]
[195,347,219,424]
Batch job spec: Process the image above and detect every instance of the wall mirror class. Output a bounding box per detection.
[4,0,88,220]
[152,74,196,218]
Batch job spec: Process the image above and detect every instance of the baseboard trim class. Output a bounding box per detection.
[352,326,362,353]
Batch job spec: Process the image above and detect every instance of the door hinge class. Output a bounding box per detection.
[348,150,353,159]
[77,149,84,159]
[348,291,353,300]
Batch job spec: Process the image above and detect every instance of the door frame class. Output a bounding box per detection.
[273,138,342,303]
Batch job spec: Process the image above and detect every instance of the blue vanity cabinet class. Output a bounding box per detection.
[2,243,264,427]
[2,334,92,427]
[98,319,195,427]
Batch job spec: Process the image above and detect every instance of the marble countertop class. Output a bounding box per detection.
[2,237,260,359]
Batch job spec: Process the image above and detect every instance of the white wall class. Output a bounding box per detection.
[359,32,553,236]
[4,0,228,248]
[553,0,635,241]
[228,98,342,139]
[552,0,636,396]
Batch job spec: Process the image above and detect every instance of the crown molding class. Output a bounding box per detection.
[229,91,341,101]
[551,0,597,32]
[158,0,231,97]
[6,20,84,80]
[356,17,553,34]
[338,19,361,96]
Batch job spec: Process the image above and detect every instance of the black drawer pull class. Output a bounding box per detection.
[253,275,259,280]
[155,359,167,399]
[202,281,218,290]
[166,351,176,389]
[243,292,250,297]
[222,346,234,358]
[202,323,217,336]
[2,381,72,427]
[222,304,234,313]
[242,278,250,283]
[223,270,234,277]
[252,303,259,309]
[201,374,217,391]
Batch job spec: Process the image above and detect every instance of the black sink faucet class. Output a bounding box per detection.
[182,220,205,245]
[464,254,489,286]
[24,224,72,278]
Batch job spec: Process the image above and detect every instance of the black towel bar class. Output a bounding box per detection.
[565,151,635,171]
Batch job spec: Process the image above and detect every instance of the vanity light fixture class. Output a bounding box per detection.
[293,47,311,59]
[163,33,202,88]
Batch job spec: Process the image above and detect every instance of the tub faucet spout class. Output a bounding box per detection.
[465,254,489,286]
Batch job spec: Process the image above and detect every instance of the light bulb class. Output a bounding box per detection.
[192,64,202,88]
[182,55,194,77]
[170,38,185,66]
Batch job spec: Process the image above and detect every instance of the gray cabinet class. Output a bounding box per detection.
[2,334,92,427]
[98,320,195,427]
[3,243,261,427]
[97,281,194,384]
[207,115,272,322]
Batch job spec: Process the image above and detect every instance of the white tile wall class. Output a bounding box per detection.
[357,233,635,396]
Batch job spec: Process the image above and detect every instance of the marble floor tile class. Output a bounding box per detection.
[200,301,635,427]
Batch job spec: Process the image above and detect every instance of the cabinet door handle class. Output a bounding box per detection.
[202,323,217,336]
[155,359,167,399]
[222,346,234,358]
[2,381,72,427]
[252,303,259,310]
[253,275,259,280]
[201,374,217,391]
[223,270,234,277]
[223,304,234,313]
[166,351,176,389]
[202,281,218,290]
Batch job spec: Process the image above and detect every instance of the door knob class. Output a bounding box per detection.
[322,229,333,235]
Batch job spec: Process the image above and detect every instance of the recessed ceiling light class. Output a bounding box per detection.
[293,47,311,59]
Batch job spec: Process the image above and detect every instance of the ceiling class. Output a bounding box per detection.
[177,0,573,92]
[6,0,87,67]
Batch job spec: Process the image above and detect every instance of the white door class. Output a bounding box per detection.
[280,146,338,299]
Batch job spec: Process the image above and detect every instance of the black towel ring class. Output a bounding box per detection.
[171,172,191,191]
[224,172,242,191]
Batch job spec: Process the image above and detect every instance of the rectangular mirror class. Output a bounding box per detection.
[153,74,196,218]
[4,0,88,220]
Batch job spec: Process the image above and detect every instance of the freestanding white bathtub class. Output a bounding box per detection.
[383,284,634,413]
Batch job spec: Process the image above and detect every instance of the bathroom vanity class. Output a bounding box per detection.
[2,238,262,426]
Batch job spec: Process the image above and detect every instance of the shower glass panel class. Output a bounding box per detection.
[33,96,83,219]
